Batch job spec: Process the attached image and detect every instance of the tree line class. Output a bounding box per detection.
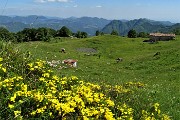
[0,26,88,42]
[1,25,179,43]
[95,29,149,38]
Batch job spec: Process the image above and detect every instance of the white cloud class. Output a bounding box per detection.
[35,0,46,3]
[96,5,102,8]
[35,0,70,3]
[73,5,78,7]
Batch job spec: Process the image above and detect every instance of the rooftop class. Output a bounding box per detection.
[150,33,175,37]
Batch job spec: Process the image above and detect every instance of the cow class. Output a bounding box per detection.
[60,48,66,53]
[116,58,123,63]
[62,59,77,67]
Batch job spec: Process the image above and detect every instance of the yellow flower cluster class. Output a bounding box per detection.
[141,103,171,120]
[125,82,146,88]
[0,58,6,73]
[27,59,46,71]
[0,58,171,120]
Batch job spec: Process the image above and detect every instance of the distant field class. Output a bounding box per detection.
[17,35,180,119]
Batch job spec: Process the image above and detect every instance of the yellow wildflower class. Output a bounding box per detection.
[61,103,75,114]
[61,81,67,85]
[1,67,6,72]
[30,111,36,116]
[42,73,50,78]
[162,114,171,120]
[36,106,46,113]
[34,91,44,102]
[21,84,28,92]
[16,91,23,96]
[14,110,21,117]
[83,116,89,120]
[10,94,16,102]
[104,108,115,120]
[18,100,24,104]
[0,58,3,62]
[34,66,38,69]
[39,77,45,81]
[30,68,34,71]
[17,76,23,81]
[36,61,43,67]
[52,75,59,80]
[71,76,78,80]
[106,99,115,107]
[27,63,33,68]
[8,104,14,109]
[49,112,52,116]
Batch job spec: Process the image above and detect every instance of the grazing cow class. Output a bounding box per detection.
[116,58,123,63]
[62,59,77,67]
[60,48,66,53]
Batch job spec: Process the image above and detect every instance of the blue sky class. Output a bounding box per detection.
[0,0,180,22]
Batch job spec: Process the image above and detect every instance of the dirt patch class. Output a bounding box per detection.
[77,48,97,53]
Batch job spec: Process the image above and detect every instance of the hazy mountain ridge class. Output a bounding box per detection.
[0,15,179,36]
[0,15,111,35]
[101,18,177,35]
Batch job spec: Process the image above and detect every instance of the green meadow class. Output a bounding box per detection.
[15,35,180,119]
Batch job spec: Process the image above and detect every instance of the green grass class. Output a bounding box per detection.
[16,35,180,119]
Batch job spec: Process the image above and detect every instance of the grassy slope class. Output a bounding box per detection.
[17,35,180,119]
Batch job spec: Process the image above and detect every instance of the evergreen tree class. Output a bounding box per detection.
[56,26,72,37]
[111,30,119,36]
[81,32,88,38]
[128,29,137,38]
[95,30,100,36]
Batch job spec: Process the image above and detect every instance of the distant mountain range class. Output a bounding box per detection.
[0,15,110,35]
[101,18,180,35]
[0,15,180,36]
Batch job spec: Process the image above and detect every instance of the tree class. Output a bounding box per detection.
[100,32,104,36]
[81,32,88,38]
[0,27,15,42]
[95,30,100,36]
[36,27,52,42]
[111,30,119,36]
[95,30,104,36]
[18,28,37,42]
[75,31,88,38]
[16,27,57,42]
[138,32,149,38]
[16,32,26,42]
[48,28,56,37]
[128,29,137,38]
[173,28,180,35]
[56,26,72,37]
[76,31,82,38]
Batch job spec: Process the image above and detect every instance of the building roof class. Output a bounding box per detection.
[150,33,175,37]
